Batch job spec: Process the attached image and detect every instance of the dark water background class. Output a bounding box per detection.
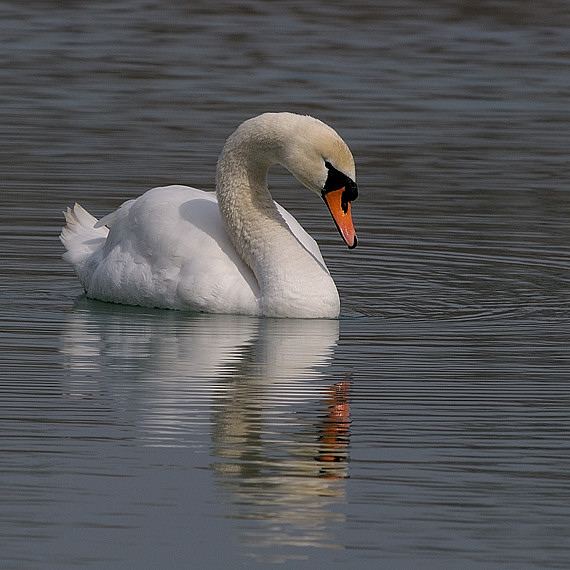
[1,1,569,567]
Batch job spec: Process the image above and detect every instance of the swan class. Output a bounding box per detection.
[60,112,359,318]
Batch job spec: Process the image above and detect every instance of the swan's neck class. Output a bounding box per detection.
[215,137,339,318]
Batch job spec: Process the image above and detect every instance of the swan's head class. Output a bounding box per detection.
[278,114,358,249]
[230,113,359,249]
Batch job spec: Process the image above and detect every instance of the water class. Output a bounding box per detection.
[1,0,570,567]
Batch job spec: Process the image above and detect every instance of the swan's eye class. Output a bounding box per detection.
[323,161,358,213]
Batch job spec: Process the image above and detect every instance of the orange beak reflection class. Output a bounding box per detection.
[323,187,358,249]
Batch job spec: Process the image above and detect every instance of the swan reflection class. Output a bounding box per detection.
[61,299,351,558]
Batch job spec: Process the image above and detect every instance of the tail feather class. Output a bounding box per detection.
[60,203,108,269]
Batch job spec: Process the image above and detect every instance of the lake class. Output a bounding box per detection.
[1,0,569,567]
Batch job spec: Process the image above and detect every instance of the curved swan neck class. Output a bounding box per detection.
[215,130,288,270]
[215,115,305,269]
[214,114,340,317]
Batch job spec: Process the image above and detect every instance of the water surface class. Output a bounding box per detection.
[1,1,570,567]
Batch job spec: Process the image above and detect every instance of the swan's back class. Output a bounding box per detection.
[60,185,328,315]
[62,186,261,313]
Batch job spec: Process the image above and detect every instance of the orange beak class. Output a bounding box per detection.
[323,187,358,249]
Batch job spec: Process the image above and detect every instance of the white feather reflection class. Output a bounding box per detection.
[61,299,351,559]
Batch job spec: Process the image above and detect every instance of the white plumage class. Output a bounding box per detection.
[61,113,358,318]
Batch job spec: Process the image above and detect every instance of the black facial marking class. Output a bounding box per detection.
[322,161,358,213]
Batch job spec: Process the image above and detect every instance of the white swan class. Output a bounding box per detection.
[60,112,358,318]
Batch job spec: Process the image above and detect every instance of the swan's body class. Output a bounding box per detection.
[60,113,358,318]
